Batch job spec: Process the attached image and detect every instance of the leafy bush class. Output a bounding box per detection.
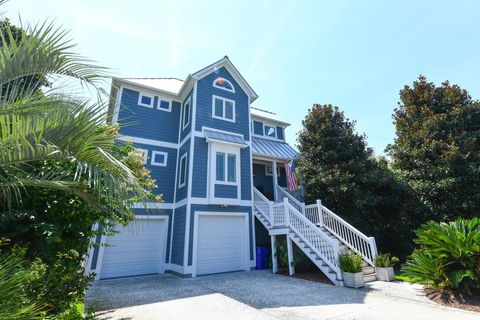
[401,218,480,294]
[374,253,399,268]
[338,251,363,273]
[0,242,49,320]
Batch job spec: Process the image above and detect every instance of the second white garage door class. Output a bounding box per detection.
[100,217,167,279]
[196,214,249,276]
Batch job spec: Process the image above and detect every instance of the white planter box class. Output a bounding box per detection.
[376,267,395,281]
[342,272,364,288]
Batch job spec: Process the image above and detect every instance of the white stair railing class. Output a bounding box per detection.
[253,188,273,225]
[276,185,305,214]
[273,185,378,267]
[320,205,378,265]
[284,199,341,278]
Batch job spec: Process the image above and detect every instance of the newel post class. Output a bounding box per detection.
[316,199,324,226]
[283,197,290,226]
[269,201,274,225]
[369,236,378,260]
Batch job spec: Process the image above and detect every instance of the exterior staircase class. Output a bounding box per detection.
[253,186,378,286]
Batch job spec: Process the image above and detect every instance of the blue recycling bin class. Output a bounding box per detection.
[256,246,269,270]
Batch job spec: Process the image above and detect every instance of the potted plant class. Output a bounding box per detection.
[338,251,364,288]
[374,253,399,282]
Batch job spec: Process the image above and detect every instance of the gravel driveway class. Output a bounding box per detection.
[85,270,478,320]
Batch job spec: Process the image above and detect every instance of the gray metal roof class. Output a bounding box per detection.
[252,137,299,160]
[204,129,247,146]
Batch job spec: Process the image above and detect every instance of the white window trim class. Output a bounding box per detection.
[157,98,172,112]
[252,120,285,142]
[151,151,168,167]
[264,124,277,138]
[138,93,154,108]
[178,153,188,188]
[137,148,148,165]
[212,77,235,93]
[265,164,281,177]
[182,98,191,130]
[215,152,238,186]
[208,143,241,203]
[212,95,235,123]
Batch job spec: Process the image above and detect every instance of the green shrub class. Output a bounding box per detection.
[374,253,399,268]
[0,244,49,320]
[401,217,480,294]
[338,251,363,273]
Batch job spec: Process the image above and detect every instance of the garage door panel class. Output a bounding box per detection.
[100,218,166,279]
[196,214,248,276]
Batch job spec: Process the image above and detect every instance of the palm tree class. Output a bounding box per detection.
[0,13,149,218]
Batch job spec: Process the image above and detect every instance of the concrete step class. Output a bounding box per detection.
[364,274,377,282]
[362,266,375,275]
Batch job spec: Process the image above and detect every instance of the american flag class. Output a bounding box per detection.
[285,160,298,192]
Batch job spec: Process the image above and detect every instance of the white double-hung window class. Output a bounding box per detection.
[212,95,235,122]
[215,152,237,184]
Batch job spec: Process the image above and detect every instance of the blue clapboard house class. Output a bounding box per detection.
[87,57,378,286]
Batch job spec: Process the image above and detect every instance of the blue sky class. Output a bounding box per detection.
[6,0,480,154]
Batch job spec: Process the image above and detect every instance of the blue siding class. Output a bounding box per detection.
[171,205,186,266]
[241,147,252,200]
[192,137,208,198]
[118,88,180,143]
[253,121,263,135]
[180,89,193,141]
[253,163,274,200]
[188,205,254,265]
[214,184,237,198]
[176,139,190,201]
[195,67,250,140]
[131,142,177,203]
[132,208,172,263]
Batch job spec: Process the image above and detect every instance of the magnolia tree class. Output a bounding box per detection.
[388,76,480,222]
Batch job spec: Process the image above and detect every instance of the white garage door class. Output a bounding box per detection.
[196,214,248,276]
[100,218,167,279]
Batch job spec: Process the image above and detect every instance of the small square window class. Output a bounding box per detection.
[138,94,153,107]
[158,100,170,111]
[151,151,167,166]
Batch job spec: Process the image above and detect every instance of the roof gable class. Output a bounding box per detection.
[191,56,258,103]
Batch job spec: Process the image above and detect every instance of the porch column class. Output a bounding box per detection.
[272,161,278,202]
[287,236,295,276]
[271,235,278,273]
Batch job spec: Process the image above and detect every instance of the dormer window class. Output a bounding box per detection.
[264,125,276,138]
[213,77,235,93]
